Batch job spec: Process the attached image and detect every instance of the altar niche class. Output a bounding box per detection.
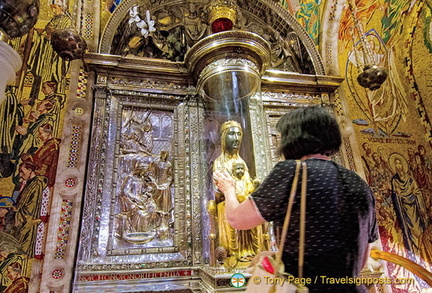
[207,119,270,270]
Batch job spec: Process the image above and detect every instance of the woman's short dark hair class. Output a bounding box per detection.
[276,106,342,159]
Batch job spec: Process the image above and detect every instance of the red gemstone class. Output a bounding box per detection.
[211,18,233,33]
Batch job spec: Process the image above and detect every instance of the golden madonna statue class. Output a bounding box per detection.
[211,120,268,263]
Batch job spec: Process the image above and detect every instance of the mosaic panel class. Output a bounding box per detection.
[67,125,82,168]
[54,200,73,259]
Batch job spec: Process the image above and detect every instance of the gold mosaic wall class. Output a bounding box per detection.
[1,0,431,292]
[291,0,432,291]
[0,0,90,292]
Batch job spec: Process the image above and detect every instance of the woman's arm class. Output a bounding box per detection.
[213,169,266,229]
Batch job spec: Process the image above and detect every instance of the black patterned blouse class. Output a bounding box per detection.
[251,158,378,293]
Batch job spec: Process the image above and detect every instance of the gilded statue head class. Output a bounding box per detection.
[232,161,246,179]
[220,120,243,155]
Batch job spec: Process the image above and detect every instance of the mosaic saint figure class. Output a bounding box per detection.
[412,152,429,190]
[361,142,374,184]
[28,2,72,83]
[21,124,60,188]
[15,99,56,159]
[3,262,29,293]
[0,90,22,179]
[389,153,429,255]
[212,121,267,261]
[0,232,26,291]
[295,0,322,45]
[38,81,65,135]
[13,161,48,259]
[370,152,392,197]
[0,197,15,233]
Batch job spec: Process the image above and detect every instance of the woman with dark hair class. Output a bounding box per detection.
[275,106,342,159]
[214,106,378,292]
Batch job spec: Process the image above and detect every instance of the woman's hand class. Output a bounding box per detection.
[214,169,265,230]
[213,169,235,194]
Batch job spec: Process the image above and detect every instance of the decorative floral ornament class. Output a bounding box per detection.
[128,6,155,38]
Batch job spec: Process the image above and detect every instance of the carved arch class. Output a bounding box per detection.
[99,0,325,75]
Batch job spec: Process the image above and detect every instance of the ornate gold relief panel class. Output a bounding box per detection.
[75,86,203,272]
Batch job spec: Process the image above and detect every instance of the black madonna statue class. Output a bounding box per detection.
[209,120,268,265]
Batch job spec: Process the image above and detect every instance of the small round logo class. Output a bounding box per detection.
[230,273,246,288]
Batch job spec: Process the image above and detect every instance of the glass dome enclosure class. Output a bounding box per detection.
[185,30,271,102]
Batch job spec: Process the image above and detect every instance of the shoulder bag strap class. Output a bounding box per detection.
[275,160,302,268]
[298,161,307,279]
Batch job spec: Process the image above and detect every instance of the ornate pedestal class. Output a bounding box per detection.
[200,267,251,292]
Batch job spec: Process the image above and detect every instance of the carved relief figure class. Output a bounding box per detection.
[148,150,173,214]
[119,110,154,176]
[271,31,302,72]
[115,166,160,243]
[120,128,152,156]
[120,6,189,61]
[141,122,154,153]
[183,3,207,48]
[115,109,175,245]
[118,166,149,214]
[115,152,174,243]
[127,184,159,234]
[211,121,268,262]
